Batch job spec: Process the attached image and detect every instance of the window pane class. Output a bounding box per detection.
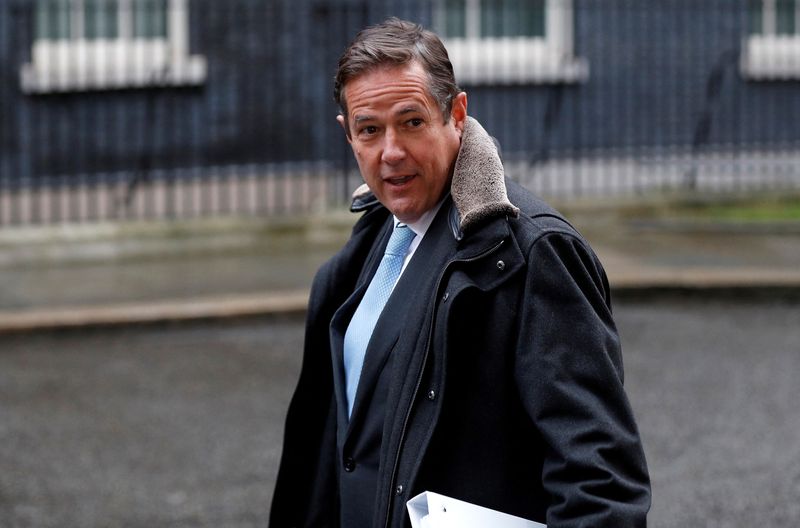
[776,0,796,34]
[444,0,467,38]
[480,0,502,37]
[133,0,168,38]
[748,0,764,34]
[36,0,71,40]
[480,0,545,38]
[84,0,119,39]
[518,0,545,37]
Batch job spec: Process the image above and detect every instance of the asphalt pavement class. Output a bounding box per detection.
[0,202,799,527]
[1,301,798,527]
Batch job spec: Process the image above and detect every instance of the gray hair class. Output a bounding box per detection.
[334,17,461,135]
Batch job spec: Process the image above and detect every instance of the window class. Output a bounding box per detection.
[741,0,800,79]
[20,0,207,93]
[435,0,588,85]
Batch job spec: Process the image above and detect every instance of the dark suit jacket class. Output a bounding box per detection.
[271,177,651,528]
[329,199,459,527]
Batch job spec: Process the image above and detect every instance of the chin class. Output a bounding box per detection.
[391,208,422,224]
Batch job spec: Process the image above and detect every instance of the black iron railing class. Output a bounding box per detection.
[1,0,799,226]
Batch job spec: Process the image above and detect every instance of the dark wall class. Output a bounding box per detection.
[466,0,800,157]
[1,0,799,185]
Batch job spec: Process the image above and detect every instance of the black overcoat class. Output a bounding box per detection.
[271,119,651,528]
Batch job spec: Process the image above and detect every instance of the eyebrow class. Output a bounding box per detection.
[397,106,422,116]
[353,114,375,124]
[352,106,424,124]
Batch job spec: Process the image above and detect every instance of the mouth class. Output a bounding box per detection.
[383,174,416,186]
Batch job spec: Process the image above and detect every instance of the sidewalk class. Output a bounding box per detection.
[1,205,799,332]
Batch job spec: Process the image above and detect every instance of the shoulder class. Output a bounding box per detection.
[503,180,614,312]
[505,180,610,287]
[504,179,585,248]
[310,192,390,298]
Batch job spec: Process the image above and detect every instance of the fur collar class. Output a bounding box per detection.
[451,117,519,231]
[350,116,519,233]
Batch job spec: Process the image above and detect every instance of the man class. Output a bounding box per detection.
[271,17,650,528]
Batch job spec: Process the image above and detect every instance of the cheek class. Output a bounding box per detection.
[353,150,377,178]
[353,149,368,167]
[353,145,374,162]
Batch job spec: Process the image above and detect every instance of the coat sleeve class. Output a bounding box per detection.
[513,230,651,527]
[269,264,338,527]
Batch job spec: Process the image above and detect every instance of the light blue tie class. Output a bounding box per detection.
[343,223,416,417]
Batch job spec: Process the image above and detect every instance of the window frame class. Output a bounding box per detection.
[20,0,207,93]
[741,0,800,80]
[435,0,588,85]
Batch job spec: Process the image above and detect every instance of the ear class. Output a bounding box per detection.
[450,92,468,138]
[336,114,353,143]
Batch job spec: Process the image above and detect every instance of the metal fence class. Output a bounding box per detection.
[1,0,800,227]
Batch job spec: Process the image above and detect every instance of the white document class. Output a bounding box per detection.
[407,491,546,528]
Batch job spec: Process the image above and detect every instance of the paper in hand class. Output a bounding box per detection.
[407,491,546,528]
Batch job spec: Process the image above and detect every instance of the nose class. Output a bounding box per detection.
[381,129,406,165]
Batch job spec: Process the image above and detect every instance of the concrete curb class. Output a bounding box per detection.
[3,279,800,334]
[608,270,800,290]
[609,269,800,300]
[611,282,800,301]
[0,290,309,334]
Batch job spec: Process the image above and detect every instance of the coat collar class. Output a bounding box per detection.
[350,116,519,237]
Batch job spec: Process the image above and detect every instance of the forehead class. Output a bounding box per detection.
[344,62,437,117]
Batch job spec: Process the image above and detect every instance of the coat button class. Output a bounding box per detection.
[395,484,404,495]
[427,389,436,400]
[343,458,355,472]
[442,291,449,302]
[496,260,506,270]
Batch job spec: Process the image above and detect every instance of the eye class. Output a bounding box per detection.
[407,118,424,127]
[360,125,378,136]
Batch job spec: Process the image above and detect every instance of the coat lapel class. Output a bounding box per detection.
[347,200,458,429]
[329,217,394,436]
[346,272,415,426]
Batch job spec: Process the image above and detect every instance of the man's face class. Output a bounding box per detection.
[338,61,467,224]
